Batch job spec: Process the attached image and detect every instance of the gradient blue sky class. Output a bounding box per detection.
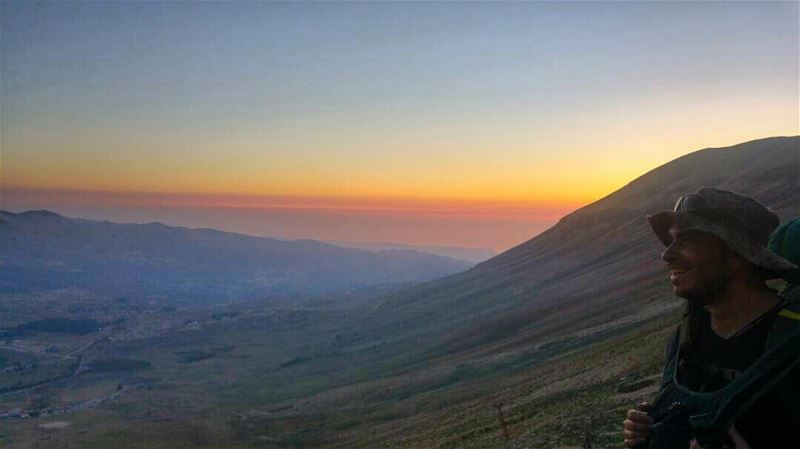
[2,1,798,251]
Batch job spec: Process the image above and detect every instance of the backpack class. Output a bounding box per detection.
[647,285,800,449]
[768,219,800,285]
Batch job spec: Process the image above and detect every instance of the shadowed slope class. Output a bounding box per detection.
[364,136,799,363]
[202,136,798,449]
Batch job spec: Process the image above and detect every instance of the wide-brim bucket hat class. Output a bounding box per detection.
[647,186,797,272]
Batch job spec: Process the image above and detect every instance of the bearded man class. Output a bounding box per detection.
[622,187,800,449]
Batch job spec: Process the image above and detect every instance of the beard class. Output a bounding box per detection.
[678,260,732,306]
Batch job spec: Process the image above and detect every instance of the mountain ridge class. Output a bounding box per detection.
[0,210,472,301]
[357,136,799,367]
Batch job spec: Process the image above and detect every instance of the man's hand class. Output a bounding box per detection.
[688,425,751,449]
[623,402,653,448]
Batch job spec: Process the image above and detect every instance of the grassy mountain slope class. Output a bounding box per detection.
[359,136,799,364]
[181,135,797,448]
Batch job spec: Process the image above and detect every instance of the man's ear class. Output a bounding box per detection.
[729,253,767,284]
[725,248,749,274]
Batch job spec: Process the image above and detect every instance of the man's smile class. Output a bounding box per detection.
[669,266,690,283]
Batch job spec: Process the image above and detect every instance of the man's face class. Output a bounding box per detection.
[661,227,732,304]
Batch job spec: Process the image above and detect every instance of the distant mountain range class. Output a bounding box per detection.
[0,211,472,302]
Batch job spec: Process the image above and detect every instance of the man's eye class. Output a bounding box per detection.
[671,238,689,247]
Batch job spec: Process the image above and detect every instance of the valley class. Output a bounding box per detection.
[0,287,680,449]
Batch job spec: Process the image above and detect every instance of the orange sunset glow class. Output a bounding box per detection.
[2,1,798,253]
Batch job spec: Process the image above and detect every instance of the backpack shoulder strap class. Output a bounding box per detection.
[778,307,800,321]
[678,301,706,352]
[766,284,800,350]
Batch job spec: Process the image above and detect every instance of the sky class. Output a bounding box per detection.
[1,1,798,252]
